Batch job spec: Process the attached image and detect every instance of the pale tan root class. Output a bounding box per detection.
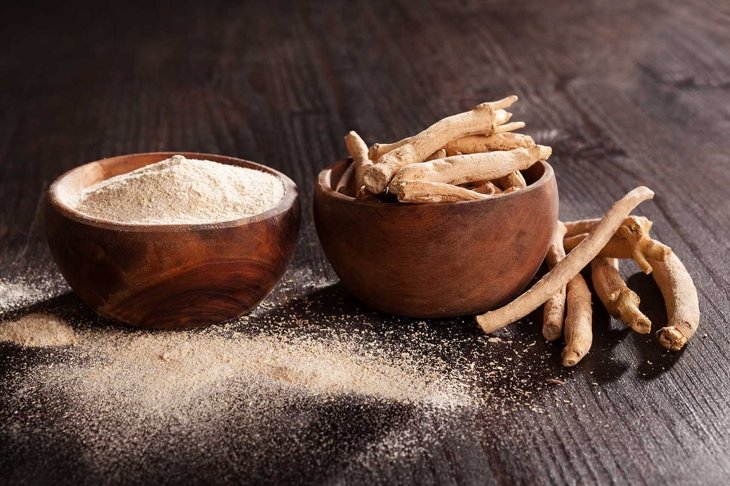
[564,231,672,274]
[495,121,525,133]
[364,96,519,193]
[468,181,501,195]
[344,131,374,199]
[564,216,652,237]
[335,162,356,195]
[388,145,551,190]
[425,148,447,161]
[493,171,527,193]
[543,222,568,341]
[650,251,700,351]
[391,180,489,203]
[366,107,516,161]
[562,274,593,367]
[591,257,651,334]
[475,186,655,334]
[443,133,535,156]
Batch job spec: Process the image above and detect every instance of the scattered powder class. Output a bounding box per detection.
[70,155,286,224]
[0,313,76,347]
[0,273,66,313]
[1,265,563,480]
[40,326,471,413]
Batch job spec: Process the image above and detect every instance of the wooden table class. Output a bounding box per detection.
[1,1,729,484]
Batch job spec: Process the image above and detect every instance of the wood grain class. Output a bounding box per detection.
[1,0,729,484]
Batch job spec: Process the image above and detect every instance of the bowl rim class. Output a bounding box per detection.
[316,158,554,207]
[47,152,299,233]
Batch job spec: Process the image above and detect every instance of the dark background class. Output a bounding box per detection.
[1,0,729,484]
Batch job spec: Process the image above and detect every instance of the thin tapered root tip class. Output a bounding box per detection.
[657,327,688,351]
[494,95,519,109]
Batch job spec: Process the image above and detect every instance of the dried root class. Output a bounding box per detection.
[564,230,671,274]
[591,257,651,334]
[562,273,593,367]
[390,180,489,203]
[389,145,551,190]
[542,222,568,341]
[493,170,527,193]
[475,186,655,334]
[469,181,501,195]
[651,252,700,351]
[344,131,374,199]
[443,132,536,156]
[564,216,652,237]
[364,96,519,193]
[425,148,447,161]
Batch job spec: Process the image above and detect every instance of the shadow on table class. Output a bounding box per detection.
[626,272,684,380]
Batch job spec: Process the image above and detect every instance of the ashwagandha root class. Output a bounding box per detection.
[443,133,536,156]
[388,145,551,190]
[495,121,525,133]
[468,181,501,195]
[390,180,488,203]
[650,251,700,351]
[543,222,568,341]
[564,231,671,274]
[591,257,651,334]
[364,96,519,193]
[335,162,355,195]
[425,148,447,161]
[344,131,374,199]
[475,186,655,334]
[367,106,525,162]
[562,274,593,367]
[493,170,527,193]
[564,216,652,237]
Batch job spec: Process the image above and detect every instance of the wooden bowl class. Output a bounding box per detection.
[46,152,300,329]
[313,160,558,318]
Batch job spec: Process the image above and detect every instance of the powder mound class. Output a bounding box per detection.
[71,155,286,224]
[0,313,77,347]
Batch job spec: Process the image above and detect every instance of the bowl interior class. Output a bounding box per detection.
[49,152,298,230]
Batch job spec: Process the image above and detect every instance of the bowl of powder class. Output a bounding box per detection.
[45,152,300,329]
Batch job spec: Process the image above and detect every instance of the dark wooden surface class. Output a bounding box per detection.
[1,0,729,484]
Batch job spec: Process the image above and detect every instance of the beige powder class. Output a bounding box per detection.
[70,155,286,224]
[0,313,77,347]
[31,325,471,412]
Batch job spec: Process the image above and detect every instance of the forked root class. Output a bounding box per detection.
[475,187,655,334]
[591,257,651,334]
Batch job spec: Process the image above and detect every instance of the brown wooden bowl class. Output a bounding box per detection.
[46,152,300,329]
[313,160,558,318]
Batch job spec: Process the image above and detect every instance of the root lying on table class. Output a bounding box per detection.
[562,273,593,367]
[475,186,655,334]
[542,222,568,341]
[591,257,651,334]
[651,252,700,351]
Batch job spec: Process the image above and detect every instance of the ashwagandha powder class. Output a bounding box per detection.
[0,313,76,347]
[70,155,286,224]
